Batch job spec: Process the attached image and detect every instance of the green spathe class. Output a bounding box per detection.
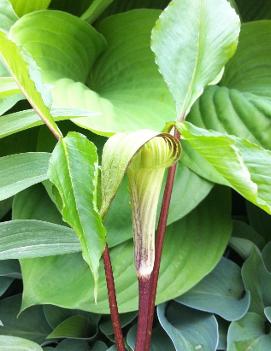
[128,134,180,277]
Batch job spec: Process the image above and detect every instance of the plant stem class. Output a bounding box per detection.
[103,244,126,351]
[135,276,152,351]
[144,128,180,351]
[38,117,125,350]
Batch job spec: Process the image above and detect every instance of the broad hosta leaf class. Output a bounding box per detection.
[0,294,51,343]
[0,0,18,33]
[9,0,52,17]
[179,122,271,214]
[227,312,271,350]
[0,220,80,260]
[127,324,174,351]
[81,0,113,23]
[50,10,175,135]
[157,302,219,351]
[0,31,61,138]
[151,0,240,119]
[0,336,43,351]
[0,109,80,139]
[241,247,271,315]
[176,257,250,321]
[0,260,21,278]
[236,0,271,21]
[20,187,231,313]
[0,74,23,116]
[0,94,23,116]
[48,132,106,291]
[100,312,136,341]
[0,152,50,201]
[47,315,97,340]
[10,10,106,83]
[52,339,91,351]
[188,21,271,149]
[13,184,63,225]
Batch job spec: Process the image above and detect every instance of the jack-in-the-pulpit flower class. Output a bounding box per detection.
[127,134,180,278]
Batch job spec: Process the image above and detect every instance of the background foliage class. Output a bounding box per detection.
[0,0,270,350]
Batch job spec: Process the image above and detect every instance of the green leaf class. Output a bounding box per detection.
[230,220,265,258]
[188,21,271,150]
[10,10,106,84]
[53,339,91,351]
[127,324,174,351]
[0,220,80,260]
[227,312,271,350]
[0,30,61,139]
[176,257,250,321]
[80,0,113,23]
[151,0,240,119]
[0,336,43,351]
[0,152,50,201]
[0,0,18,33]
[48,132,106,293]
[0,260,21,278]
[0,109,81,140]
[236,0,271,21]
[0,295,51,343]
[157,302,219,351]
[50,10,175,135]
[9,0,52,16]
[20,187,232,313]
[47,315,97,340]
[100,312,136,340]
[179,121,271,214]
[241,247,271,315]
[13,184,63,225]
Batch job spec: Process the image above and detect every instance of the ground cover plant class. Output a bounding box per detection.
[0,0,271,350]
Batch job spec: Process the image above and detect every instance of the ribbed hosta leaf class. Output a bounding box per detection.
[0,220,80,260]
[0,0,18,33]
[0,152,50,201]
[176,257,250,321]
[0,336,43,351]
[10,10,106,83]
[11,10,176,135]
[151,0,240,118]
[227,313,271,351]
[0,30,61,138]
[188,21,271,149]
[20,187,231,313]
[48,132,106,292]
[157,302,219,351]
[179,122,271,214]
[9,0,52,16]
[0,109,83,139]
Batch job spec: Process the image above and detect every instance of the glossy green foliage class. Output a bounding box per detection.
[0,0,270,350]
[48,132,106,291]
[0,152,50,201]
[20,188,231,313]
[179,122,271,214]
[188,21,271,150]
[151,0,240,118]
